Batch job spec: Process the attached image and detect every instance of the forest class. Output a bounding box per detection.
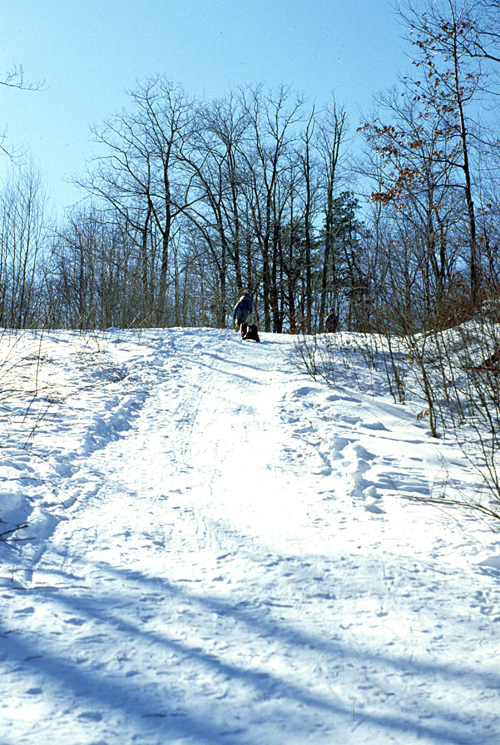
[1,0,500,335]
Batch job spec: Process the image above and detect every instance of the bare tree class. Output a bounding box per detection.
[182,93,252,325]
[1,66,44,159]
[398,0,494,304]
[315,98,348,324]
[49,207,140,329]
[360,88,461,313]
[0,159,49,327]
[240,84,306,331]
[82,77,193,325]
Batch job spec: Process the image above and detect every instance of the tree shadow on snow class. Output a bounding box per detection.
[2,543,498,745]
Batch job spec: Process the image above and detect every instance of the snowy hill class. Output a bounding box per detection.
[1,327,499,745]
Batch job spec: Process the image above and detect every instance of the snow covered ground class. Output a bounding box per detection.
[1,327,499,745]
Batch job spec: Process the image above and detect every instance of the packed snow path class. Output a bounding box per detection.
[1,328,500,744]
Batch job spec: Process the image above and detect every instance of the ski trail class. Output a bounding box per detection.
[1,329,499,745]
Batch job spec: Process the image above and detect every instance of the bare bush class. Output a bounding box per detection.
[295,310,500,526]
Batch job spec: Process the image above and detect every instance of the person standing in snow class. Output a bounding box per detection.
[233,292,253,331]
[325,308,339,333]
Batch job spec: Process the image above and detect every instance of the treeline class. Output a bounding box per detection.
[1,0,500,333]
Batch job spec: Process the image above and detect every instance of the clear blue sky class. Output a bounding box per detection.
[1,0,408,215]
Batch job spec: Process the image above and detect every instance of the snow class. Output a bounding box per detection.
[1,326,499,745]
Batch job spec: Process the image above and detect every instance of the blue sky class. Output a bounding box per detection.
[1,0,408,214]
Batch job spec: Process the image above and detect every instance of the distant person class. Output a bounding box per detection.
[233,292,253,331]
[325,308,339,333]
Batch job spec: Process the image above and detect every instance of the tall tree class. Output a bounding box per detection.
[241,84,305,331]
[398,0,491,303]
[315,99,348,324]
[359,88,459,306]
[182,93,251,325]
[0,160,48,327]
[82,77,193,325]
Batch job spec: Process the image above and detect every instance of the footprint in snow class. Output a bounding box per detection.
[365,502,386,515]
[352,443,375,461]
[78,711,103,722]
[332,435,351,457]
[64,617,86,626]
[15,605,35,616]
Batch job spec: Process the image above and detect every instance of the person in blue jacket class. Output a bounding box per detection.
[325,308,339,333]
[233,292,253,330]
